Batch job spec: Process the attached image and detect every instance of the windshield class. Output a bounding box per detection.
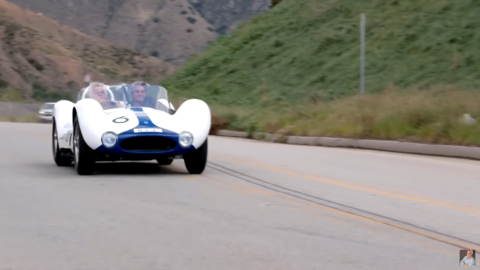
[123,82,170,113]
[76,82,171,113]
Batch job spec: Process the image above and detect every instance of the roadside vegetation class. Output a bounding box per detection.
[0,88,71,103]
[0,114,38,123]
[162,0,480,145]
[202,87,480,146]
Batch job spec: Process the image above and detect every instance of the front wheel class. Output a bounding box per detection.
[73,117,96,175]
[183,138,208,174]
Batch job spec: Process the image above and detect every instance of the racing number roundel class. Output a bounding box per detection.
[113,116,129,123]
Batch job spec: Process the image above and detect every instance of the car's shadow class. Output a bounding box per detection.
[92,161,188,175]
[28,160,194,176]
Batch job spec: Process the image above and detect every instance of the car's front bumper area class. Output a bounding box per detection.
[94,132,196,161]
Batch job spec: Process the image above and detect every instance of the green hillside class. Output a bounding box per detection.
[161,0,480,145]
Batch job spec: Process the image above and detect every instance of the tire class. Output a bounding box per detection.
[72,117,96,175]
[183,138,208,174]
[52,120,72,166]
[156,158,173,165]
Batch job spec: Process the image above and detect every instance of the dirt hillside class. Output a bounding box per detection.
[7,0,219,65]
[7,0,271,64]
[0,0,176,100]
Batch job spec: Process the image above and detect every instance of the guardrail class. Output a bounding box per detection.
[216,130,480,160]
[0,101,42,116]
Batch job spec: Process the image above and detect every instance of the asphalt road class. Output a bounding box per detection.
[1,122,479,269]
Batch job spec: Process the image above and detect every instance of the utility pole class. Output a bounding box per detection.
[360,13,366,95]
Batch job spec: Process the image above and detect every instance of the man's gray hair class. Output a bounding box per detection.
[132,81,146,85]
[129,81,148,94]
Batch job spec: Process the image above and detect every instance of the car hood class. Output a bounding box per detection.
[100,107,182,135]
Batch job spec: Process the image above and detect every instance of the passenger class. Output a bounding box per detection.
[89,82,108,103]
[129,81,156,108]
[87,82,123,109]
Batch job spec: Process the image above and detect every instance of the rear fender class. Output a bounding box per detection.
[53,100,75,149]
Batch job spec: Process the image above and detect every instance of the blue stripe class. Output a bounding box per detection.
[124,107,179,136]
[131,107,158,129]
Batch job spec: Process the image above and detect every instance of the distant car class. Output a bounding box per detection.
[51,82,211,175]
[38,102,56,122]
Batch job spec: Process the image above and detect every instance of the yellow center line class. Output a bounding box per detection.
[210,153,480,215]
[186,175,345,222]
[302,175,480,214]
[200,174,400,228]
[194,174,461,253]
[205,174,379,224]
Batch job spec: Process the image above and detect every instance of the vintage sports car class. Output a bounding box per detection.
[52,82,211,175]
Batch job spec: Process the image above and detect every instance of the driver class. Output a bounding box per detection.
[129,81,156,108]
[87,82,123,109]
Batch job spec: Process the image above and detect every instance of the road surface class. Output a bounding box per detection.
[1,122,479,269]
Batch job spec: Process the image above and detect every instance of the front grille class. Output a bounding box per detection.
[120,136,176,152]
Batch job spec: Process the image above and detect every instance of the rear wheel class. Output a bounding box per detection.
[73,117,96,175]
[183,138,208,174]
[52,120,71,166]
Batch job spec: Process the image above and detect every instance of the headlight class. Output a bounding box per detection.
[179,131,193,148]
[101,132,118,148]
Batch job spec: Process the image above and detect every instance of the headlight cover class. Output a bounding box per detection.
[179,131,193,148]
[101,132,118,148]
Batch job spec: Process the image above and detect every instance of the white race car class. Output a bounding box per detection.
[52,82,211,175]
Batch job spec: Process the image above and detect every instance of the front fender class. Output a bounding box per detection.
[53,100,75,149]
[75,99,109,150]
[75,99,140,150]
[145,99,211,149]
[172,99,211,149]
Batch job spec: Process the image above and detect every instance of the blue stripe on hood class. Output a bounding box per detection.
[131,107,158,128]
[128,107,178,135]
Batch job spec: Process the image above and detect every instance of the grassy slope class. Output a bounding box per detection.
[161,0,480,145]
